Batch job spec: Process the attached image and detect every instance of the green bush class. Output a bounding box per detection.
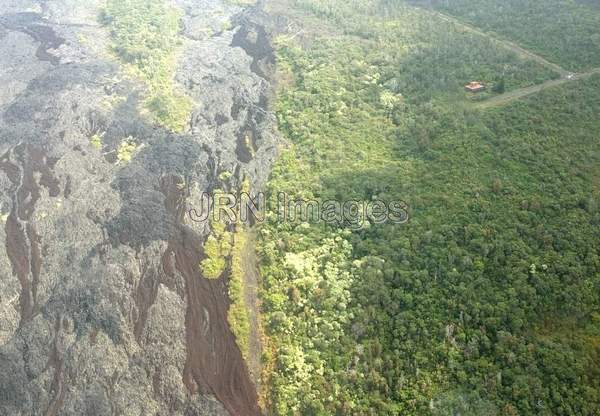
[201,213,233,280]
[116,137,138,163]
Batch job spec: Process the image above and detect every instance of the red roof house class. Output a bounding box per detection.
[465,81,485,93]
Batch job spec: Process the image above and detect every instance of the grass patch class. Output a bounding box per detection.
[228,227,252,361]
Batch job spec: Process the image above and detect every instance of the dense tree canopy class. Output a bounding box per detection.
[259,1,600,414]
[431,0,600,71]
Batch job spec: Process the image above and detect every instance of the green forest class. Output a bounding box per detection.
[431,0,600,72]
[258,0,600,414]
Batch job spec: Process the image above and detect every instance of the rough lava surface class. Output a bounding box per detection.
[0,0,278,415]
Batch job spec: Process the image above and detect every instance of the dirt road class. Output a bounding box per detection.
[425,9,600,108]
[431,10,569,76]
[241,230,263,390]
[475,68,600,109]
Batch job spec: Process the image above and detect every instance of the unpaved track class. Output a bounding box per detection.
[425,9,600,108]
[475,68,600,109]
[241,230,262,390]
[431,10,569,76]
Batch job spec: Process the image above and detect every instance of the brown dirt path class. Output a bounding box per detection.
[475,68,600,109]
[423,9,600,108]
[430,10,569,76]
[240,230,262,390]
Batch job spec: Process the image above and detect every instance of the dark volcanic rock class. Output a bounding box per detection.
[0,0,279,415]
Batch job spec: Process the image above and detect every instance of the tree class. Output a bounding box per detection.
[493,77,506,94]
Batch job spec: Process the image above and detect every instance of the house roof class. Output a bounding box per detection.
[465,81,485,91]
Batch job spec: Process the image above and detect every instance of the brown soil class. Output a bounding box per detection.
[159,175,261,416]
[0,144,64,415]
[0,144,60,326]
[45,316,67,416]
[132,258,161,344]
[240,230,262,391]
[0,13,65,65]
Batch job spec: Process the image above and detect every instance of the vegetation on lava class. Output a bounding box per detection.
[101,0,192,132]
